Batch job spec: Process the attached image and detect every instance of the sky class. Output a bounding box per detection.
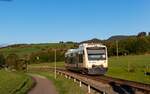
[0,0,150,44]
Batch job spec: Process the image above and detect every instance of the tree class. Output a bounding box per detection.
[0,54,5,68]
[137,32,147,37]
[59,41,64,44]
[124,37,137,54]
[6,53,19,70]
[65,41,74,44]
[135,37,149,54]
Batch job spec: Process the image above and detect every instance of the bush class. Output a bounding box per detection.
[0,54,5,68]
[6,53,19,70]
[29,50,65,63]
[5,53,27,71]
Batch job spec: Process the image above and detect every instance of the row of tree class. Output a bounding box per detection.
[106,36,150,56]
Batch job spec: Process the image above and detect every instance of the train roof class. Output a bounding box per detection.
[79,43,106,48]
[65,43,106,56]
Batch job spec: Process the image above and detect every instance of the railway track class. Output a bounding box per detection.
[56,69,150,94]
[93,76,150,93]
[29,67,150,94]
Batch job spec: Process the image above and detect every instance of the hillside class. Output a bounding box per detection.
[107,35,136,41]
[0,43,74,57]
[80,38,103,44]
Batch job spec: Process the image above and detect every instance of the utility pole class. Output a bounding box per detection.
[54,49,57,79]
[116,40,119,58]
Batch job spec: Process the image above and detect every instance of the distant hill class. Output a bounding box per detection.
[107,35,135,41]
[0,43,74,57]
[80,38,103,44]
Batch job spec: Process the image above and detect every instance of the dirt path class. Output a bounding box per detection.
[28,74,58,94]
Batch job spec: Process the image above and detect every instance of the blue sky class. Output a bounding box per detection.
[0,0,150,44]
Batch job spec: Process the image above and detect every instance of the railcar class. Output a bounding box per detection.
[65,43,108,75]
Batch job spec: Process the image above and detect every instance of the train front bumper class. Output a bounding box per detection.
[88,66,108,75]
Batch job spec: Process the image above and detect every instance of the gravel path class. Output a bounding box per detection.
[28,74,58,94]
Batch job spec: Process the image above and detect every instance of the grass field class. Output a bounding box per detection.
[107,54,150,84]
[31,71,86,94]
[0,70,33,94]
[29,62,65,68]
[29,54,150,84]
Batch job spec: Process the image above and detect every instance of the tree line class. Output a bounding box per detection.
[106,33,150,56]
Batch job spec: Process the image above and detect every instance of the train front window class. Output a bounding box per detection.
[87,47,106,60]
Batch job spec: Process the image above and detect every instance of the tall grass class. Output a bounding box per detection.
[0,70,33,94]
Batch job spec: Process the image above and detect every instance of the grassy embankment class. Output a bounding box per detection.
[0,70,33,94]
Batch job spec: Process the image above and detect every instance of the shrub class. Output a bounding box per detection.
[0,54,5,68]
[6,53,19,70]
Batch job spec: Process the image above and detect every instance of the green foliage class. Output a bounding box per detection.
[0,43,75,64]
[106,36,150,56]
[137,32,147,37]
[29,50,65,63]
[0,43,74,58]
[0,54,5,67]
[6,53,19,70]
[5,54,27,71]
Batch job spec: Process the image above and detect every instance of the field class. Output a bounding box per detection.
[0,70,33,94]
[29,61,64,68]
[107,54,150,84]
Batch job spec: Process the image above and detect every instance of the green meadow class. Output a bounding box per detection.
[0,70,33,94]
[107,54,150,84]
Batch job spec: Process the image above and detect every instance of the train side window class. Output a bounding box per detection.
[79,54,83,63]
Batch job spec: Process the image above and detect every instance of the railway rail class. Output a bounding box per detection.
[28,66,150,94]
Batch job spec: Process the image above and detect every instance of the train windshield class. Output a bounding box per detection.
[87,47,106,60]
